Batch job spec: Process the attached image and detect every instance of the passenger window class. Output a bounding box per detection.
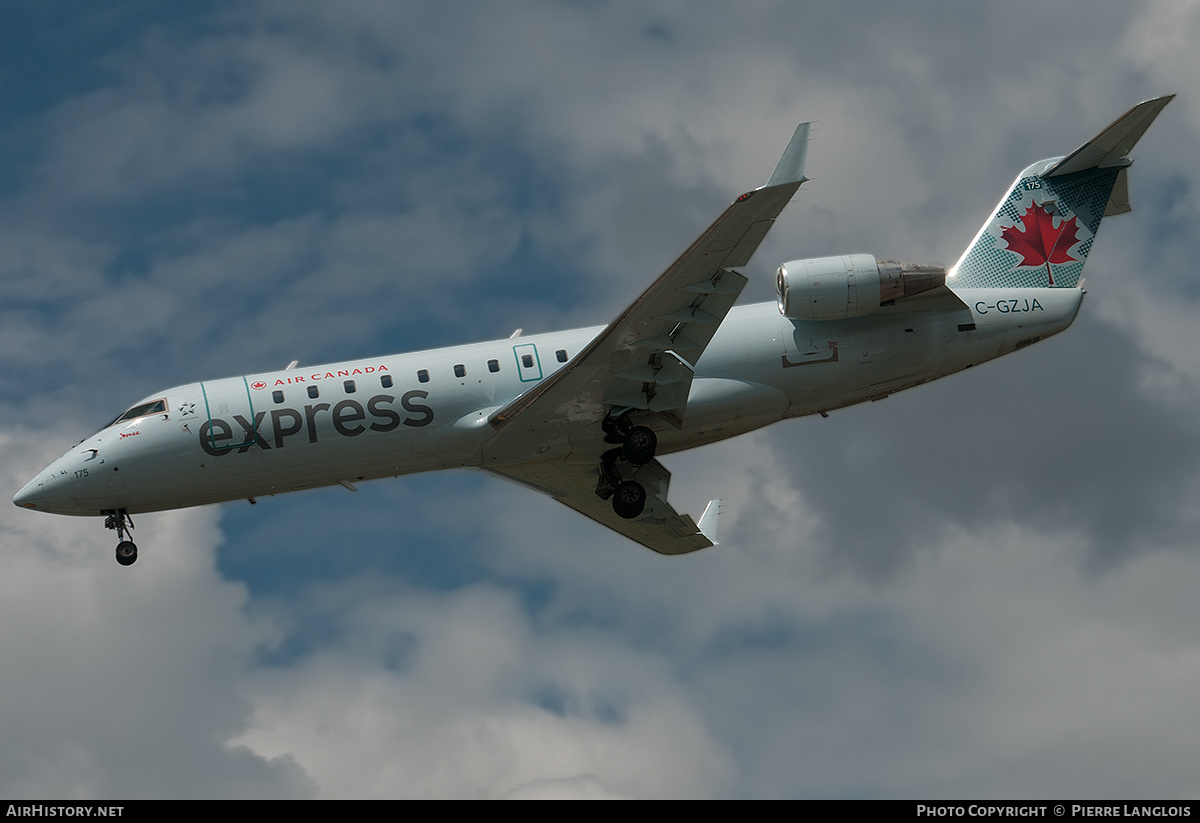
[307,385,320,399]
[272,391,284,404]
[454,364,466,378]
[488,359,500,373]
[417,369,429,383]
[344,380,356,394]
[380,374,393,389]
[556,349,568,363]
[522,354,534,369]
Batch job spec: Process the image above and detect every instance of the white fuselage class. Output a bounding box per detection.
[14,287,1082,517]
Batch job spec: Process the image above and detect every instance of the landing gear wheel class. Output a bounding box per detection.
[622,426,657,465]
[104,509,137,567]
[115,540,138,566]
[612,481,646,519]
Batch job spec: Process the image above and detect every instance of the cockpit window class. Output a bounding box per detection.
[107,398,167,428]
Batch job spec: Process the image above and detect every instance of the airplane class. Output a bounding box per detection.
[13,96,1173,566]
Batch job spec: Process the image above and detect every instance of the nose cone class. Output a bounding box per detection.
[16,447,114,516]
[13,475,46,510]
[14,454,82,515]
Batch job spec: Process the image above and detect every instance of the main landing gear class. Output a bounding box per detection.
[596,413,658,520]
[104,509,138,566]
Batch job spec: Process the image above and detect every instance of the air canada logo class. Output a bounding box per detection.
[1001,202,1080,286]
[251,381,267,390]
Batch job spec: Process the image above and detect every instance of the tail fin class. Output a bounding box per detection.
[951,95,1173,289]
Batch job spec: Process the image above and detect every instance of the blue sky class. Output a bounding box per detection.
[3,0,1200,798]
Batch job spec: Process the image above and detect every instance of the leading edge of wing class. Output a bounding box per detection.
[486,121,812,447]
[484,459,719,555]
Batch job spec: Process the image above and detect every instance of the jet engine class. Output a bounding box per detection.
[776,254,947,321]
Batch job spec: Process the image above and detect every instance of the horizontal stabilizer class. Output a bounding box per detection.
[1042,95,1174,178]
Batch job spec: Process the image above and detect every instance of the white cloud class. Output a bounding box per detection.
[0,431,308,798]
[1123,1,1200,135]
[425,439,1200,798]
[232,580,734,798]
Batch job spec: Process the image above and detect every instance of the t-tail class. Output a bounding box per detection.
[950,95,1173,290]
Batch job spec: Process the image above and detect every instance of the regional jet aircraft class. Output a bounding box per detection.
[14,96,1173,565]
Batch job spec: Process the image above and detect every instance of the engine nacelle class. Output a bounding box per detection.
[776,254,947,321]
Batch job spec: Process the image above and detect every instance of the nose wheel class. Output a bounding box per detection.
[104,509,138,567]
[115,540,138,566]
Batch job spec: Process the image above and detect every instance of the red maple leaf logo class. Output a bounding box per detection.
[1000,202,1080,285]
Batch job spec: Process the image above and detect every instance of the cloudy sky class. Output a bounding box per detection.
[2,0,1198,799]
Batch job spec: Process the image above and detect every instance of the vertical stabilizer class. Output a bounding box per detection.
[951,96,1172,290]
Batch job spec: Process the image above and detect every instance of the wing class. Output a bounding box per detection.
[485,458,722,555]
[486,122,811,459]
[478,122,811,555]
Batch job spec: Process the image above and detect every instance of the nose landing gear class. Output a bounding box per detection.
[104,509,138,566]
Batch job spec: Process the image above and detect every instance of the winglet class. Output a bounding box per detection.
[697,498,723,545]
[765,122,811,187]
[1042,95,1174,178]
